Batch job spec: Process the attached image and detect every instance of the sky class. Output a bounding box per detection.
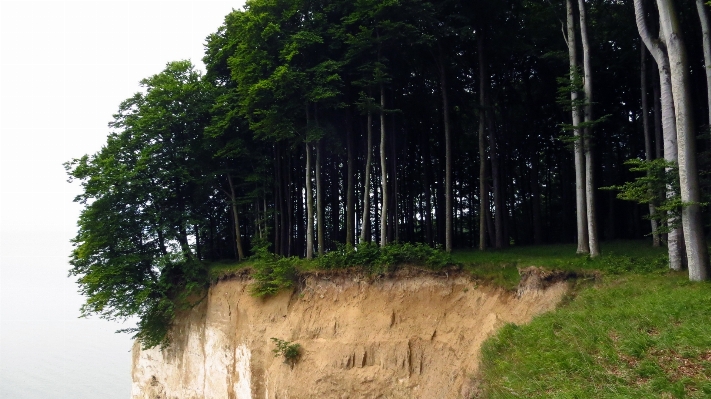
[0,1,244,397]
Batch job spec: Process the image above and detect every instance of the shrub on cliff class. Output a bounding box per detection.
[249,244,298,297]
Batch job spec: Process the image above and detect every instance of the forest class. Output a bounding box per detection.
[66,0,711,345]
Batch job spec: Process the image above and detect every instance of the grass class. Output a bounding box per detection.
[452,240,669,289]
[479,273,711,398]
[208,240,669,288]
[207,259,253,279]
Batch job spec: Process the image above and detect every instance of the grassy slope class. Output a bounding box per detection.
[473,243,711,399]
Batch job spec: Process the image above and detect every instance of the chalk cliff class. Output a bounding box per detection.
[131,269,567,399]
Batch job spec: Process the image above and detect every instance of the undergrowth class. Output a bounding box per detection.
[246,242,452,297]
[318,242,452,272]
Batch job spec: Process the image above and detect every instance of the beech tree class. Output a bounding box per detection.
[566,0,589,255]
[656,0,710,280]
[633,0,684,271]
[66,61,215,347]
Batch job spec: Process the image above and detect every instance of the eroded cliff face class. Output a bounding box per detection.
[131,269,567,399]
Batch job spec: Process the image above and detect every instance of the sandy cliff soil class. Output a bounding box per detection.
[131,268,568,399]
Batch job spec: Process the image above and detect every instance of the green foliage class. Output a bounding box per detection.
[318,242,452,273]
[601,159,695,234]
[249,252,298,297]
[66,61,213,349]
[271,337,301,365]
[480,274,711,398]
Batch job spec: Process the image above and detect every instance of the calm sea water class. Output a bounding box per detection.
[0,232,132,399]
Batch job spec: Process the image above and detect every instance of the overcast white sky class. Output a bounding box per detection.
[0,1,244,397]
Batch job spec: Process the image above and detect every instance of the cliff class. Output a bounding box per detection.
[131,268,568,399]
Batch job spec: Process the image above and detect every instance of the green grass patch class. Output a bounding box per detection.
[453,240,669,289]
[207,259,254,279]
[479,273,711,398]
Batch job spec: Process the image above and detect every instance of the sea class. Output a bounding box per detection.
[0,231,133,398]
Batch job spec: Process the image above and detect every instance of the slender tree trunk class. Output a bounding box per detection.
[286,153,293,257]
[695,0,711,131]
[360,110,373,244]
[488,115,504,249]
[274,145,281,255]
[346,109,355,247]
[227,175,245,261]
[485,197,496,247]
[423,135,433,246]
[567,0,590,254]
[653,64,664,160]
[657,0,711,280]
[641,45,661,246]
[578,0,599,257]
[438,46,453,253]
[316,140,324,257]
[634,0,684,271]
[480,43,505,248]
[305,142,314,260]
[389,109,398,243]
[295,155,304,256]
[477,34,488,251]
[379,83,388,247]
[530,151,543,245]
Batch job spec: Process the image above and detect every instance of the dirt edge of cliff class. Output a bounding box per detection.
[132,266,584,399]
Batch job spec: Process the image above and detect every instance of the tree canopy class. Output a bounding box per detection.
[67,0,711,347]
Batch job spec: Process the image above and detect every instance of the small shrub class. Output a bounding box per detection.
[271,337,301,365]
[250,255,297,297]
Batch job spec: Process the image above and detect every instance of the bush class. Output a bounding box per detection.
[271,337,301,366]
[249,255,297,297]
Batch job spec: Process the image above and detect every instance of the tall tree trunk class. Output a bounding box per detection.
[477,34,488,251]
[488,115,505,249]
[305,142,314,260]
[578,0,599,257]
[389,108,398,243]
[295,155,304,256]
[567,0,590,254]
[273,145,281,255]
[653,63,664,160]
[641,44,661,247]
[360,110,373,244]
[423,134,433,246]
[530,150,543,245]
[227,175,245,261]
[481,71,505,247]
[657,0,711,280]
[439,46,453,253]
[634,0,685,271]
[286,152,293,257]
[695,0,711,131]
[316,140,324,257]
[346,109,355,247]
[379,83,388,247]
